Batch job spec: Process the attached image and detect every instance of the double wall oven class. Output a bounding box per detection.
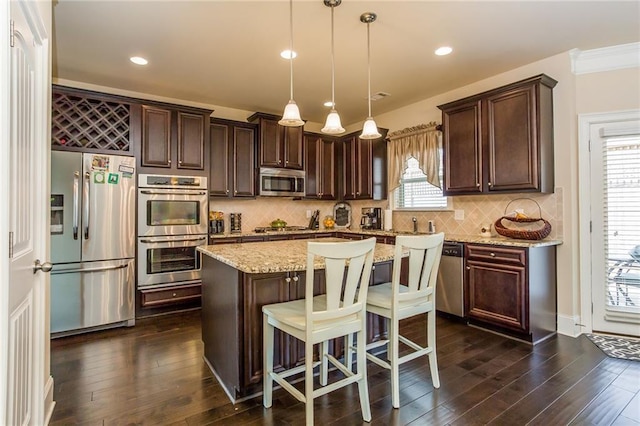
[137,175,208,290]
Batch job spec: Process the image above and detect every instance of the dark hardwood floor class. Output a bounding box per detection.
[50,310,640,425]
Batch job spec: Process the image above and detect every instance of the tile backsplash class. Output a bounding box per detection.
[209,189,563,240]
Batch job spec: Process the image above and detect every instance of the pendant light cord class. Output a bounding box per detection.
[366,21,372,117]
[330,5,336,108]
[288,0,294,100]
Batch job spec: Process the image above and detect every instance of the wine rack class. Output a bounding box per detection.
[52,90,132,152]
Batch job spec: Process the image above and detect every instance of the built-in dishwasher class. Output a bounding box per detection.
[436,241,465,318]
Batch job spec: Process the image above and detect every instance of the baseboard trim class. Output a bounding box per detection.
[43,375,55,425]
[558,314,584,337]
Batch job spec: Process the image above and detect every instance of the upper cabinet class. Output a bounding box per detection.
[140,104,212,175]
[438,74,557,195]
[209,118,257,198]
[304,133,336,200]
[248,112,304,170]
[51,85,136,155]
[341,131,388,201]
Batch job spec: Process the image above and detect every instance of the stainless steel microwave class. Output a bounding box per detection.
[259,167,305,197]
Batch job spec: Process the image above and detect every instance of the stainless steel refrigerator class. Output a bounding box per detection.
[50,151,136,335]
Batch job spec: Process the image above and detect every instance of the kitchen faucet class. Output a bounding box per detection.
[412,217,417,234]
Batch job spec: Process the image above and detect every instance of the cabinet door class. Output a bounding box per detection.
[209,123,230,196]
[177,112,205,170]
[342,136,357,199]
[305,134,336,199]
[242,273,292,388]
[357,138,373,199]
[466,259,527,332]
[259,118,281,167]
[233,126,256,197]
[283,126,304,169]
[442,100,482,194]
[141,106,172,168]
[486,85,539,191]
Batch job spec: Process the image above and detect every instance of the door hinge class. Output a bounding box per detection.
[10,20,15,47]
[590,221,592,233]
[8,231,13,259]
[588,139,591,152]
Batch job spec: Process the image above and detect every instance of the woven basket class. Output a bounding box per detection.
[494,198,551,240]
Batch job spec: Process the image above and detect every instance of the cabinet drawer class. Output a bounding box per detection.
[466,245,526,266]
[140,283,201,307]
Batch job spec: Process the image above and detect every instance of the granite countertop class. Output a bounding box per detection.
[209,228,562,248]
[198,237,399,274]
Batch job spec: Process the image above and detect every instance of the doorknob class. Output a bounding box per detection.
[33,259,53,274]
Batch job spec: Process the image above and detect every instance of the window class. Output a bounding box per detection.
[392,157,449,209]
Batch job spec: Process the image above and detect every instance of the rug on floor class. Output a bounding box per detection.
[586,333,640,361]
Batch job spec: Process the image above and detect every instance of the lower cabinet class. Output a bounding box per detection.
[465,243,556,344]
[139,283,202,307]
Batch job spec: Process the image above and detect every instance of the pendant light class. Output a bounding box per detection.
[321,0,345,135]
[359,12,381,139]
[279,0,304,127]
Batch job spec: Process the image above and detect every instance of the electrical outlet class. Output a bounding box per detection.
[306,210,312,218]
[454,209,465,221]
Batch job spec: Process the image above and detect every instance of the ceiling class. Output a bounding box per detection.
[52,1,640,127]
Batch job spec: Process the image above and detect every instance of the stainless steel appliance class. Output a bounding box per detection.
[436,241,465,318]
[50,151,136,335]
[137,174,208,289]
[137,234,206,287]
[138,174,208,236]
[259,167,305,197]
[360,207,382,230]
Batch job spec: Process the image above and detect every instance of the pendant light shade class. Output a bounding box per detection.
[279,0,304,127]
[321,0,345,135]
[359,12,381,140]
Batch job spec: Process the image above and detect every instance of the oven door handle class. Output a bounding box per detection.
[139,236,207,244]
[139,190,207,196]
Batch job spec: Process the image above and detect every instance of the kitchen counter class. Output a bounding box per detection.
[209,228,562,248]
[198,237,398,274]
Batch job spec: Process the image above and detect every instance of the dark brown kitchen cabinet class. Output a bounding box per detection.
[304,132,336,200]
[140,104,211,175]
[209,118,256,198]
[438,74,557,195]
[248,112,304,170]
[341,131,388,200]
[465,243,557,344]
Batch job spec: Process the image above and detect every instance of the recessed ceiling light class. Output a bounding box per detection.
[130,56,148,65]
[435,46,453,56]
[280,49,297,60]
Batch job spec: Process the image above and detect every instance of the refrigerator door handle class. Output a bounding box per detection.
[83,171,90,240]
[73,171,80,240]
[51,263,129,275]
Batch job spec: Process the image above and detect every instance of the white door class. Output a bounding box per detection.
[1,0,52,424]
[589,114,640,336]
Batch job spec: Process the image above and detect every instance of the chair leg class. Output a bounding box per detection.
[356,329,372,422]
[320,340,328,386]
[345,333,354,371]
[305,339,315,426]
[390,317,400,409]
[263,315,274,408]
[427,310,440,388]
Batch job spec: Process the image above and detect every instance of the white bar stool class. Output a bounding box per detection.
[262,237,377,425]
[364,233,444,408]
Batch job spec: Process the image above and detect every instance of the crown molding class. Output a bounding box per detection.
[571,42,640,75]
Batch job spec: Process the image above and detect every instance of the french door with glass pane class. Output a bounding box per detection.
[590,117,640,336]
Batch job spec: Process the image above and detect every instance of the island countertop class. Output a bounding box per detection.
[197,237,399,274]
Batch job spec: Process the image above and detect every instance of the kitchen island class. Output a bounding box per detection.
[198,237,398,402]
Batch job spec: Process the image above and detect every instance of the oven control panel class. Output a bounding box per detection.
[139,174,207,190]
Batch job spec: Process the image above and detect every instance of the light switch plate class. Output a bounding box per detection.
[454,209,465,221]
[306,210,312,218]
